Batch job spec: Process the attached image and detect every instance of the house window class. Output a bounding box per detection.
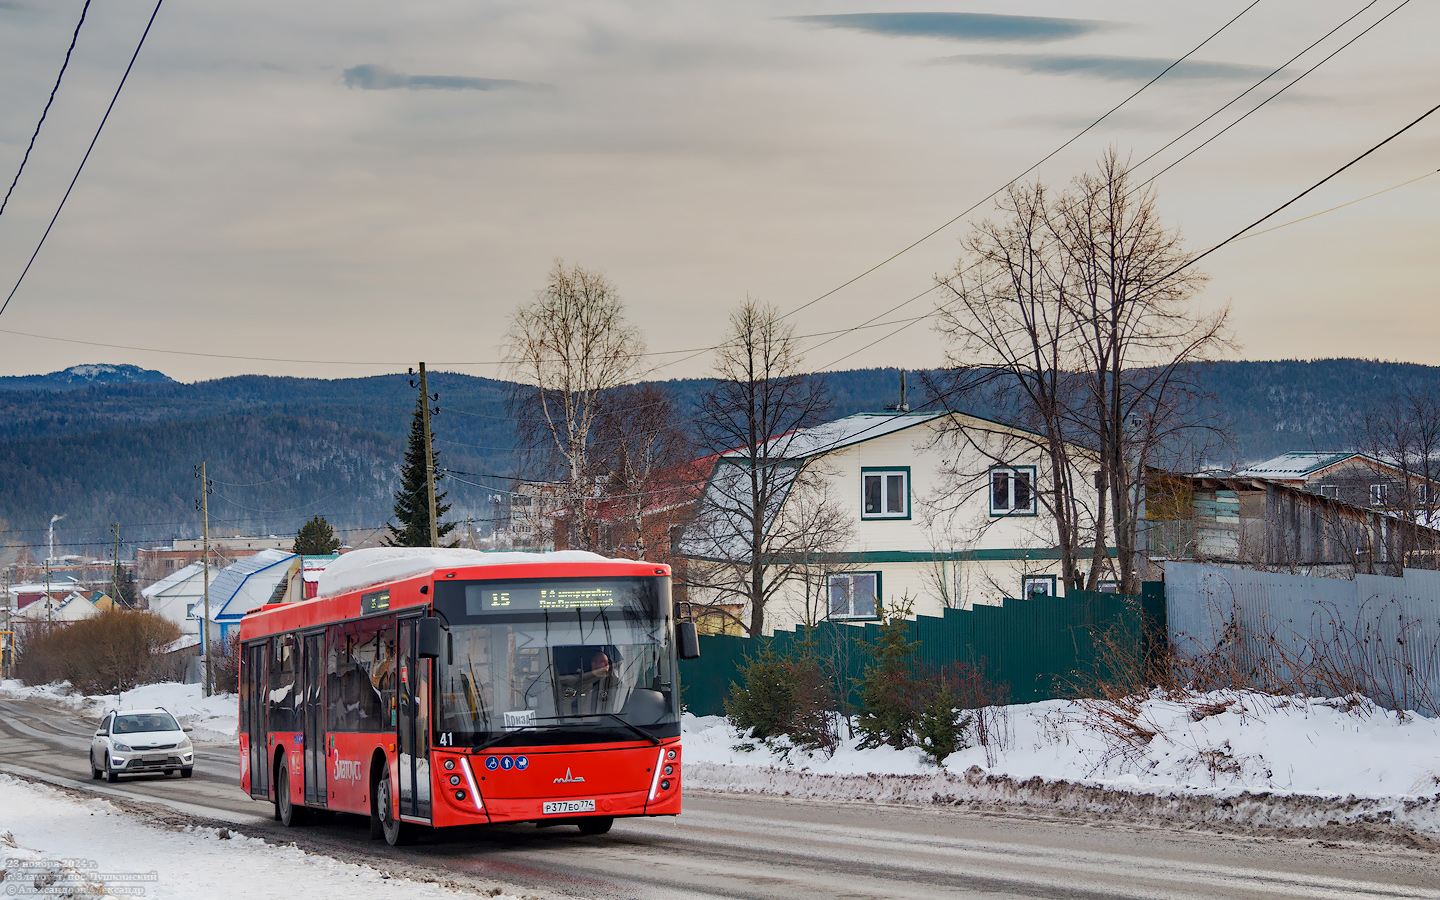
[1096,580,1119,594]
[185,602,199,620]
[1319,484,1339,499]
[828,572,879,619]
[990,467,1037,515]
[1418,484,1429,505]
[1370,483,1388,507]
[862,468,909,519]
[1022,575,1056,597]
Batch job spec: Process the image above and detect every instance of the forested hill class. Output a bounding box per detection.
[1,358,1434,556]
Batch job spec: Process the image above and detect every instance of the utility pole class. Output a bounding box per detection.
[45,557,52,624]
[112,523,122,608]
[196,462,214,697]
[2,567,11,679]
[419,362,439,548]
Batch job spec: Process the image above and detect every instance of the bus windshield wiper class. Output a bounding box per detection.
[469,714,659,750]
[571,712,660,745]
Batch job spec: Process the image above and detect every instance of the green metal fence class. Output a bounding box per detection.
[679,583,1165,717]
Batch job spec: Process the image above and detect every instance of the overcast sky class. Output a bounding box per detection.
[0,0,1436,383]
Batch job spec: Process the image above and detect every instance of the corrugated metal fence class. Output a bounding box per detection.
[1165,562,1440,715]
[679,585,1165,717]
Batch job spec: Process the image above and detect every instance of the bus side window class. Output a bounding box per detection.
[326,624,346,732]
[270,633,297,733]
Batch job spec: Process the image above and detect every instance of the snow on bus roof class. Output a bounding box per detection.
[315,547,622,598]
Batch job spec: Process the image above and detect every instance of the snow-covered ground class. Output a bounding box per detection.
[0,775,523,900]
[8,678,1439,830]
[684,690,1440,803]
[0,680,238,742]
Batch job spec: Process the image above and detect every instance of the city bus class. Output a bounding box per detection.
[237,548,699,846]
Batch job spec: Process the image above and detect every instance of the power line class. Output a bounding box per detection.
[0,0,92,220]
[1153,97,1440,288]
[1133,0,1385,176]
[0,0,165,320]
[775,0,1265,323]
[1138,0,1415,192]
[1231,168,1440,241]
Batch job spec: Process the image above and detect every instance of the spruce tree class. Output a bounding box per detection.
[385,396,456,547]
[293,514,341,555]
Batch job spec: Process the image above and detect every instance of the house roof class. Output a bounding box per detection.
[209,549,295,621]
[738,412,943,461]
[141,561,208,599]
[1236,451,1360,479]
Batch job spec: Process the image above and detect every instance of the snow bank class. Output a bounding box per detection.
[682,690,1440,831]
[0,775,525,899]
[1,679,238,742]
[316,546,615,597]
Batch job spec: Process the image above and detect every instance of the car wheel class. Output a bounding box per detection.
[577,816,614,835]
[90,751,102,780]
[106,763,119,783]
[276,759,306,827]
[180,767,194,779]
[376,770,408,847]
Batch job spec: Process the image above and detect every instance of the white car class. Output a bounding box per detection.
[90,708,195,782]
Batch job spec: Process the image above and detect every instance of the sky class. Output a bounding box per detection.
[0,0,1436,384]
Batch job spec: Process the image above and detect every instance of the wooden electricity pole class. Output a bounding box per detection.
[198,461,213,697]
[419,362,439,548]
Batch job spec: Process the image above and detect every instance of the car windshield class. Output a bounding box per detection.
[114,712,179,734]
[432,576,679,747]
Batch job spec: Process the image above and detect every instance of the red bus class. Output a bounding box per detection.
[237,549,699,845]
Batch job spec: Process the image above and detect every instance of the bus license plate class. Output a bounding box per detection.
[543,799,595,815]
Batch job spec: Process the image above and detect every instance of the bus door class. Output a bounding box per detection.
[397,616,432,821]
[244,641,269,800]
[301,629,327,807]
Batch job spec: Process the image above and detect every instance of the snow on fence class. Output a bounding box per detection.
[679,585,1166,717]
[1165,562,1440,716]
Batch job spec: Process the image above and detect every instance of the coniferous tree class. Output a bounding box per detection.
[385,397,456,547]
[293,514,341,555]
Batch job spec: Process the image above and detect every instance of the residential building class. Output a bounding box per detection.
[679,410,1105,635]
[1142,472,1440,578]
[141,562,213,630]
[1237,451,1440,518]
[203,549,297,645]
[136,535,293,584]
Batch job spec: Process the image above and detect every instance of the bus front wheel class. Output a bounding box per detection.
[374,770,409,847]
[577,816,614,836]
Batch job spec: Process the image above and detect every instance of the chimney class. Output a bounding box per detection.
[894,370,910,412]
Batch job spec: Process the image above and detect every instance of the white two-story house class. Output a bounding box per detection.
[680,409,1108,634]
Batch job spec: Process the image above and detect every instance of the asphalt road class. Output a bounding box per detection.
[2,695,1438,900]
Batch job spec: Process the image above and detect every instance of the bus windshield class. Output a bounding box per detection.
[431,576,679,748]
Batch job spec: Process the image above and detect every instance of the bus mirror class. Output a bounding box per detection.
[417,617,443,659]
[676,621,700,660]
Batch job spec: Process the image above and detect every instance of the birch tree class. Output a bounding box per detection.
[683,298,845,635]
[505,260,643,551]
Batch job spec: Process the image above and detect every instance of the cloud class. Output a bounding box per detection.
[784,12,1109,44]
[342,64,546,92]
[937,53,1277,83]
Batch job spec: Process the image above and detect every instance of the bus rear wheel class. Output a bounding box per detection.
[577,816,614,836]
[276,758,307,827]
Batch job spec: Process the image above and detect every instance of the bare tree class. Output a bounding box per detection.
[505,260,643,551]
[932,182,1101,594]
[934,150,1230,595]
[683,298,844,635]
[592,383,694,561]
[1361,388,1440,566]
[1055,149,1229,593]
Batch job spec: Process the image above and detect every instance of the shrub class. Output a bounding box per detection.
[726,646,839,755]
[855,597,1012,764]
[854,597,919,750]
[213,632,242,693]
[16,610,181,694]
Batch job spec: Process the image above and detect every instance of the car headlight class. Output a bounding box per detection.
[178,737,192,750]
[113,742,132,752]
